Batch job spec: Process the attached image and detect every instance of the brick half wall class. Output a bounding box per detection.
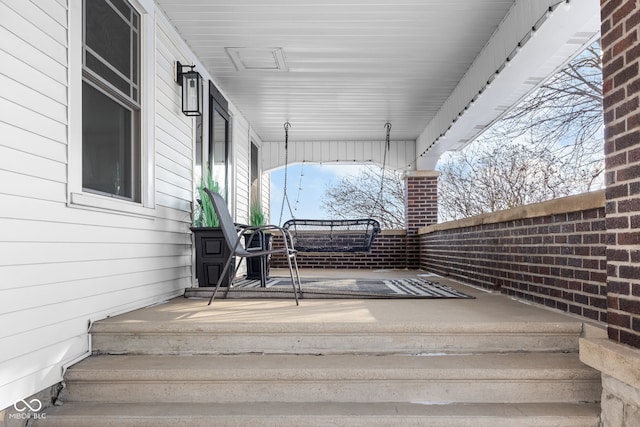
[419,191,607,323]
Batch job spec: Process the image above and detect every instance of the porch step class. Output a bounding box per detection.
[90,320,583,355]
[35,295,602,426]
[39,402,601,427]
[60,353,600,404]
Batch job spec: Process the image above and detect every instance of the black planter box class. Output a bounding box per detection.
[191,227,234,287]
[244,231,272,282]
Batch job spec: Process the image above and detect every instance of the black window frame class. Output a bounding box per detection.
[208,81,230,200]
[81,0,142,202]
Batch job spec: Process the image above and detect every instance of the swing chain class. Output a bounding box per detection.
[372,122,391,226]
[284,121,291,149]
[384,122,392,150]
[279,121,293,225]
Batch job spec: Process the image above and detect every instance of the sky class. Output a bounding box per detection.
[269,163,369,225]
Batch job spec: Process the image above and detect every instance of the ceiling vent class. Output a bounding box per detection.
[226,47,288,72]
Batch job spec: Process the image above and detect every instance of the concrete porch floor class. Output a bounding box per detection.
[103,269,605,335]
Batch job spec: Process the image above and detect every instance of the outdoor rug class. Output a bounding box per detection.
[204,277,475,299]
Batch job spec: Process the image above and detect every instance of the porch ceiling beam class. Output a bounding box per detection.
[416,0,601,170]
[262,139,417,172]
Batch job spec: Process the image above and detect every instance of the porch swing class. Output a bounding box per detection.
[282,218,381,253]
[279,122,391,253]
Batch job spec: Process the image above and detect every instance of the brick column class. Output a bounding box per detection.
[601,0,640,348]
[404,171,439,268]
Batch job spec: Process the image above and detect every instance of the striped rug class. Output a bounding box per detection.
[226,277,474,299]
[383,278,473,298]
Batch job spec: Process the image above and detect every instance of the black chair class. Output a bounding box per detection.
[203,189,302,305]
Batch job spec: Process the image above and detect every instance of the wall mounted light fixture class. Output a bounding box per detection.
[176,61,203,116]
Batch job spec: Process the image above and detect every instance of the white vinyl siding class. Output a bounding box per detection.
[0,0,83,408]
[0,0,193,410]
[0,0,262,410]
[262,139,417,172]
[155,14,196,215]
[232,107,251,223]
[263,173,272,222]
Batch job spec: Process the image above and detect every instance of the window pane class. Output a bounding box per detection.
[250,142,259,202]
[86,52,131,96]
[82,82,138,200]
[132,31,138,85]
[194,114,203,194]
[210,109,228,197]
[86,0,131,80]
[109,0,131,21]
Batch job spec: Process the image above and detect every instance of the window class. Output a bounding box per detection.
[82,0,141,202]
[208,82,230,199]
[250,141,260,202]
[195,114,203,173]
[210,108,228,197]
[194,113,204,191]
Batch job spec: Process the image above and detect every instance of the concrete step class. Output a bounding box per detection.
[61,353,601,404]
[36,402,601,427]
[90,320,584,355]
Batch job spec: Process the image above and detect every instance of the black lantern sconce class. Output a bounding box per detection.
[176,61,203,116]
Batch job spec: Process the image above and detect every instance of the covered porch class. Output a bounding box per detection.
[3,0,640,425]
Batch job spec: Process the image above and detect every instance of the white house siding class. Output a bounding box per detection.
[232,107,251,224]
[263,174,272,222]
[0,0,259,410]
[262,139,417,172]
[155,14,197,218]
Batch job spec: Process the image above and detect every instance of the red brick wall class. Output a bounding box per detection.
[601,0,640,347]
[270,231,410,269]
[404,172,439,268]
[405,172,439,232]
[420,193,608,323]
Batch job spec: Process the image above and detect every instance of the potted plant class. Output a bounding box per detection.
[190,171,234,287]
[193,170,219,228]
[249,200,266,228]
[244,200,272,281]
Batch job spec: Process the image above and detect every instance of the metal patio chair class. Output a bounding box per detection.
[203,189,302,305]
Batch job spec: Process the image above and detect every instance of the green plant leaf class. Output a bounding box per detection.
[249,201,265,226]
[194,168,220,227]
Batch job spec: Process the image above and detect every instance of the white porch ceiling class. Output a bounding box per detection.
[156,0,600,168]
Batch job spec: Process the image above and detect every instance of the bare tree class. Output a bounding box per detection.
[322,166,406,229]
[438,42,604,221]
